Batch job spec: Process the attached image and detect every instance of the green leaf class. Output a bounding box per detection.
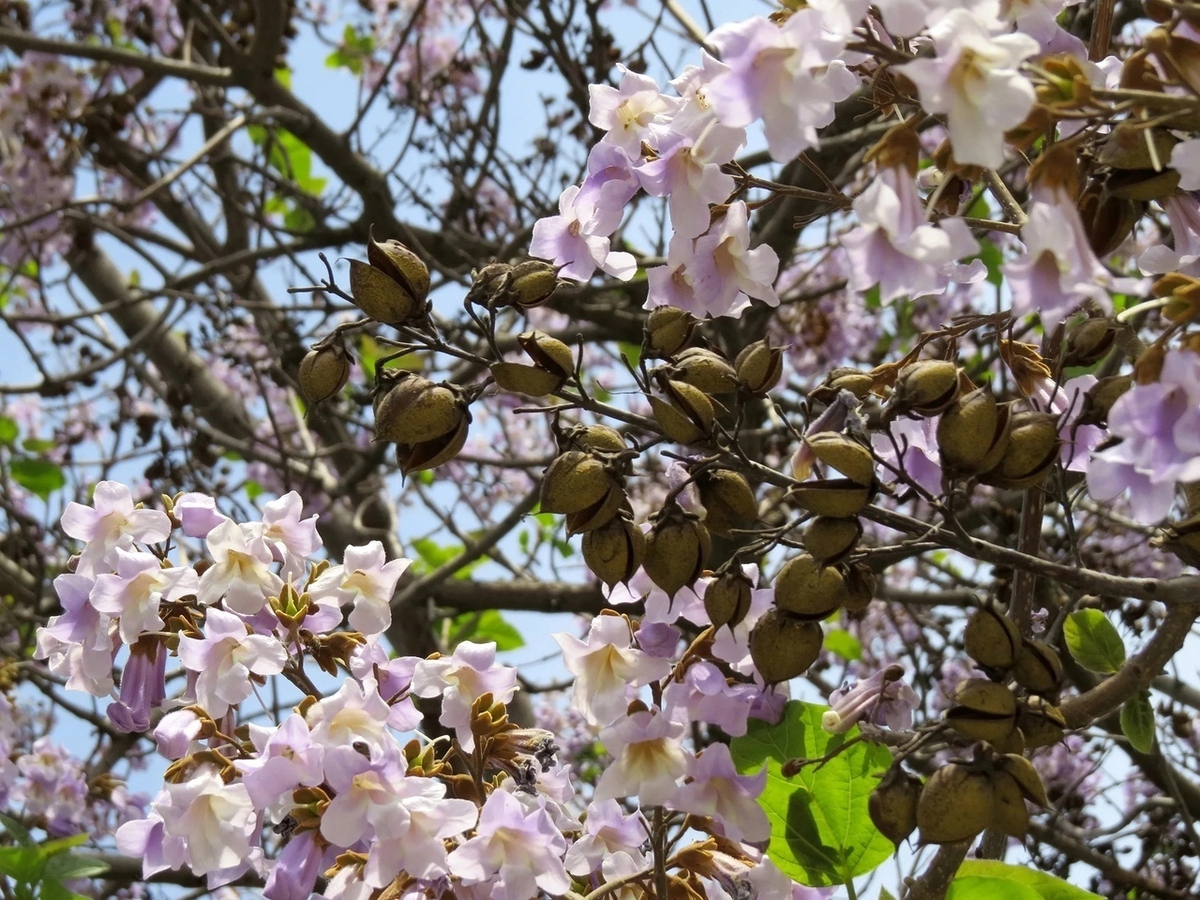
[1121,688,1155,753]
[11,458,65,499]
[879,890,897,900]
[974,238,1005,287]
[43,852,109,881]
[410,538,484,580]
[0,415,18,445]
[948,877,1043,900]
[824,628,862,661]
[730,701,894,886]
[21,437,57,454]
[448,609,524,651]
[245,480,264,502]
[0,813,33,846]
[0,845,45,883]
[957,861,1103,900]
[38,833,88,857]
[1063,609,1125,674]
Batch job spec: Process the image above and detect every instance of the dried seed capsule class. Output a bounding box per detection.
[982,410,1061,490]
[565,424,627,454]
[518,331,575,379]
[582,513,645,588]
[893,359,960,417]
[1016,697,1066,749]
[374,374,465,444]
[395,414,470,476]
[490,362,563,397]
[673,347,739,395]
[696,468,758,537]
[1064,317,1117,368]
[790,479,873,518]
[643,507,711,596]
[964,605,1022,670]
[805,432,876,486]
[812,368,875,405]
[735,339,784,396]
[802,517,862,565]
[936,389,1011,478]
[703,570,754,631]
[990,770,1030,839]
[996,754,1048,807]
[916,763,996,844]
[651,380,716,444]
[842,562,876,613]
[366,230,431,305]
[298,344,351,404]
[348,259,425,325]
[774,554,848,620]
[565,484,626,536]
[1077,374,1132,426]
[646,306,696,357]
[1012,638,1064,694]
[869,765,922,846]
[507,259,561,309]
[945,680,1018,744]
[749,609,822,684]
[540,451,612,516]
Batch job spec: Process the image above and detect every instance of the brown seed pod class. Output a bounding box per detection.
[802,516,862,565]
[348,259,425,326]
[790,479,873,518]
[1064,317,1117,368]
[893,359,960,417]
[565,424,628,454]
[518,331,575,379]
[565,484,627,536]
[643,507,711,596]
[703,570,754,631]
[1076,374,1132,427]
[916,762,996,844]
[672,347,739,395]
[990,770,1030,839]
[734,339,784,396]
[696,468,758,537]
[540,451,613,516]
[298,344,351,404]
[507,259,561,309]
[936,389,1011,478]
[869,765,922,846]
[490,362,563,397]
[582,513,645,588]
[366,229,431,306]
[748,609,823,684]
[842,562,876,612]
[981,410,1061,490]
[997,754,1048,807]
[945,679,1018,744]
[395,414,470,476]
[1016,697,1067,749]
[645,306,697,357]
[374,375,465,444]
[964,605,1022,670]
[1012,638,1064,694]
[805,432,876,486]
[812,368,875,405]
[774,554,848,620]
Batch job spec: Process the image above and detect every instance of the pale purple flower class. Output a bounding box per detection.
[897,10,1038,169]
[237,713,324,809]
[320,745,410,848]
[1171,138,1200,192]
[594,708,689,806]
[872,416,943,497]
[1088,349,1200,523]
[174,492,228,539]
[1029,375,1104,472]
[446,790,570,900]
[90,549,199,645]
[61,481,171,577]
[822,664,919,734]
[410,641,517,752]
[264,831,332,900]
[154,708,206,760]
[364,779,477,887]
[563,799,649,876]
[254,491,322,559]
[840,166,982,303]
[107,640,168,732]
[672,742,770,843]
[553,614,672,726]
[636,127,741,240]
[305,676,393,750]
[663,659,760,737]
[152,765,257,878]
[588,65,680,158]
[1139,193,1200,276]
[530,182,637,283]
[177,608,288,717]
[34,573,115,696]
[196,519,283,615]
[309,541,410,636]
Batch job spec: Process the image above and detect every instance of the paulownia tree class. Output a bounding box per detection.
[3,1,1200,899]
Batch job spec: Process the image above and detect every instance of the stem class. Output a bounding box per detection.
[903,840,972,900]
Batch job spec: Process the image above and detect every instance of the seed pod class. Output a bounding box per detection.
[945,680,1018,744]
[893,360,960,417]
[805,432,876,486]
[802,517,862,565]
[749,610,822,683]
[703,570,754,631]
[1064,317,1117,368]
[367,229,430,304]
[982,410,1060,490]
[395,414,470,476]
[646,306,697,357]
[1077,181,1144,257]
[566,424,627,454]
[790,479,873,518]
[990,728,1027,757]
[1077,375,1132,426]
[507,259,560,308]
[374,375,465,444]
[842,562,876,612]
[652,380,716,443]
[565,484,626,536]
[673,347,739,395]
[735,339,784,396]
[990,770,1030,839]
[774,554,848,620]
[997,754,1048,807]
[349,259,425,325]
[540,451,612,515]
[937,389,1011,478]
[964,605,1022,670]
[643,507,711,596]
[1153,512,1200,568]
[1106,166,1181,202]
[1012,638,1064,694]
[490,362,563,397]
[696,468,758,537]
[298,344,351,404]
[812,368,875,405]
[1096,121,1178,171]
[1016,697,1067,749]
[916,763,996,844]
[518,331,575,379]
[869,765,922,845]
[582,514,645,588]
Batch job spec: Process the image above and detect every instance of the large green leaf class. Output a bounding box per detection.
[957,861,1103,900]
[948,877,1042,900]
[730,701,894,886]
[1121,688,1155,753]
[448,609,524,652]
[10,458,65,499]
[1063,610,1125,674]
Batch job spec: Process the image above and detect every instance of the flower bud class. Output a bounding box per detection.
[643,505,711,596]
[298,344,351,404]
[892,359,960,417]
[749,610,822,684]
[582,513,646,588]
[703,570,754,631]
[735,339,784,396]
[646,306,696,357]
[540,450,613,516]
[869,765,922,846]
[774,554,848,620]
[916,763,996,844]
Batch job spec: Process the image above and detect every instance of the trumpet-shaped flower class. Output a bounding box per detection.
[309,541,410,636]
[672,743,769,843]
[196,519,282,615]
[90,549,199,645]
[593,708,689,806]
[411,641,517,752]
[61,481,171,577]
[177,608,287,717]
